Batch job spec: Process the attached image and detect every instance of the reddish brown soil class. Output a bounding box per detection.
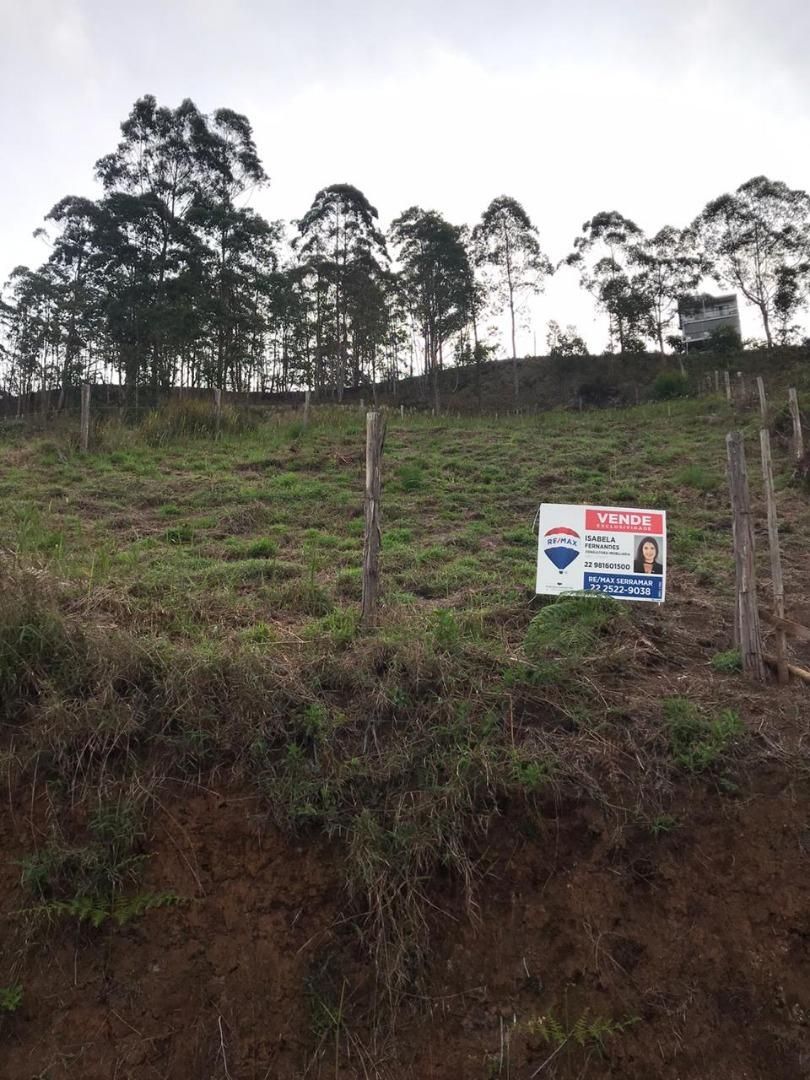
[2,771,809,1080]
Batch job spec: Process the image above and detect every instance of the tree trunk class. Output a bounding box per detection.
[760,304,773,348]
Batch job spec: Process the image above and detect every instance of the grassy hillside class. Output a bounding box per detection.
[0,391,808,1078]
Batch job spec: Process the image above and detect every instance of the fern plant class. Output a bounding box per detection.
[526,1008,638,1051]
[17,891,186,929]
[0,984,23,1013]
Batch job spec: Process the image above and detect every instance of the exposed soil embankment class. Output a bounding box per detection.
[2,773,809,1079]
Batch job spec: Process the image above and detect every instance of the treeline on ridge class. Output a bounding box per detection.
[2,94,810,409]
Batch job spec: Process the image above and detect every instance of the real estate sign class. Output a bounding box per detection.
[536,504,667,603]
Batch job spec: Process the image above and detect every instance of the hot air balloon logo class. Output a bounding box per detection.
[543,526,581,573]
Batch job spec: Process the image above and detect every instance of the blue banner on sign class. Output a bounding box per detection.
[583,572,663,601]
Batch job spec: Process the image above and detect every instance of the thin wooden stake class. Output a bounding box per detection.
[756,376,767,423]
[736,371,746,406]
[760,428,788,685]
[726,432,766,682]
[80,383,91,453]
[714,370,720,394]
[361,411,386,628]
[214,388,223,441]
[723,370,731,403]
[788,388,804,460]
[304,388,311,426]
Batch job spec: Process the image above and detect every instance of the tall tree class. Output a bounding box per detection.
[567,210,651,352]
[295,184,388,399]
[692,176,810,347]
[390,207,472,413]
[628,226,705,353]
[472,196,552,400]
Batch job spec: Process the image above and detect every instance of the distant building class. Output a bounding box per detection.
[678,293,740,350]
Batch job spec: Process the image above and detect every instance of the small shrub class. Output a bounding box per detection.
[396,463,425,493]
[711,649,742,673]
[242,621,279,644]
[676,465,716,492]
[663,697,743,772]
[0,984,22,1013]
[653,372,689,400]
[648,814,678,836]
[305,609,359,648]
[244,537,279,559]
[432,609,460,652]
[524,595,623,663]
[164,524,195,545]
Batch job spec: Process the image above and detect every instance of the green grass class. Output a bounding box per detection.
[0,393,795,1003]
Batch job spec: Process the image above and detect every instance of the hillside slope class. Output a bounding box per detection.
[0,391,808,1078]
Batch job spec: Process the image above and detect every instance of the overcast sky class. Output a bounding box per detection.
[2,0,809,350]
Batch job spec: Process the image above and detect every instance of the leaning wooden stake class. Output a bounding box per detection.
[214,388,223,441]
[726,432,766,682]
[788,388,803,461]
[723,370,731,403]
[361,410,386,628]
[756,376,767,423]
[760,428,788,684]
[80,383,91,452]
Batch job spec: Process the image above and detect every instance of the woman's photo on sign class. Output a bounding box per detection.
[633,535,663,575]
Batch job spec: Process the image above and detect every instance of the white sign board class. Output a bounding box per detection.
[536,504,667,603]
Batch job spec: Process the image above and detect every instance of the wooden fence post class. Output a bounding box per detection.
[400,404,404,419]
[726,432,766,682]
[361,411,386,628]
[214,388,222,441]
[756,376,767,423]
[788,388,804,461]
[304,388,310,426]
[736,372,746,406]
[80,383,91,452]
[714,370,720,394]
[760,428,788,684]
[723,370,731,403]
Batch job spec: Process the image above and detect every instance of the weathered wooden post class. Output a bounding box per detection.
[714,370,720,394]
[214,388,223,441]
[400,404,404,420]
[304,388,311,426]
[736,372,746,406]
[788,388,803,461]
[756,376,767,423]
[726,432,766,682]
[80,383,91,453]
[723,370,732,403]
[361,411,386,628]
[760,428,788,685]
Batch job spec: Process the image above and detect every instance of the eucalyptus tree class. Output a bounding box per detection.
[42,196,108,404]
[295,183,389,398]
[567,210,651,352]
[545,320,587,357]
[2,266,61,399]
[389,206,473,412]
[692,176,810,347]
[627,226,705,353]
[473,196,552,400]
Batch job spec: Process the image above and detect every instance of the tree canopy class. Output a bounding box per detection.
[2,98,810,405]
